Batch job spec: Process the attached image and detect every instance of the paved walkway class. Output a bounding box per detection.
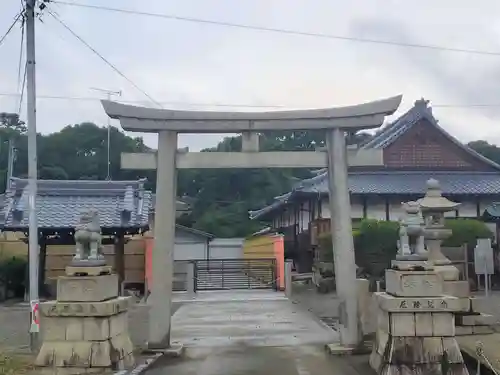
[147,290,365,375]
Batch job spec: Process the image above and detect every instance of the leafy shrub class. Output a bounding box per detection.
[0,257,27,299]
[315,218,492,281]
[354,219,400,279]
[443,219,493,248]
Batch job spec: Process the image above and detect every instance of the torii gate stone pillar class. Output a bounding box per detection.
[102,95,402,350]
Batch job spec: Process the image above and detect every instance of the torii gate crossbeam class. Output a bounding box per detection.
[102,95,402,350]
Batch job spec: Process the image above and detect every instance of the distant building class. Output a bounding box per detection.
[250,99,500,272]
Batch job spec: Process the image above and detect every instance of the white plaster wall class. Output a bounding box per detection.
[388,201,404,221]
[457,201,476,218]
[299,201,311,233]
[350,198,364,219]
[209,238,244,259]
[365,198,386,220]
[174,238,208,261]
[320,200,331,219]
[308,196,492,226]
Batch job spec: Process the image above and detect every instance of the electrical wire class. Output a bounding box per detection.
[16,17,26,115]
[0,91,499,110]
[17,67,27,116]
[50,0,500,57]
[45,9,163,109]
[0,12,23,48]
[0,92,286,108]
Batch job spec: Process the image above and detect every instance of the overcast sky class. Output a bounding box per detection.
[1,0,500,151]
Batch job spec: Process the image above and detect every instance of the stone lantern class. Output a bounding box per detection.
[418,178,461,281]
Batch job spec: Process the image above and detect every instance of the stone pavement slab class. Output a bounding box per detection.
[147,344,371,375]
[170,290,338,348]
[146,290,361,374]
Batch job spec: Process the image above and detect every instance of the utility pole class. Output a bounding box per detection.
[90,88,121,180]
[25,0,39,351]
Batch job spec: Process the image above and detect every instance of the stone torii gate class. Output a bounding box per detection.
[102,95,402,349]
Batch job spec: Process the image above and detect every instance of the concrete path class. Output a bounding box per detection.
[148,290,355,375]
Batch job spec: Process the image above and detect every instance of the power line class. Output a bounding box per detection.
[44,9,164,109]
[17,67,27,115]
[16,17,26,115]
[50,0,500,57]
[0,11,23,48]
[1,91,500,110]
[0,92,286,108]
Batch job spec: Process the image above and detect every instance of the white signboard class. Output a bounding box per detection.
[474,238,494,275]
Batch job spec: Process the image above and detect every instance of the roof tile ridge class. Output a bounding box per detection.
[363,98,431,148]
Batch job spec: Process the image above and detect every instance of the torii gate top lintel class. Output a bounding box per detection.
[101,95,402,133]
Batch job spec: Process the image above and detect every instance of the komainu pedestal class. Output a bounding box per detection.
[370,268,469,375]
[36,272,135,374]
[36,210,135,374]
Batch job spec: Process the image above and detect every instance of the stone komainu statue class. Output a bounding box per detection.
[73,209,104,263]
[398,201,426,257]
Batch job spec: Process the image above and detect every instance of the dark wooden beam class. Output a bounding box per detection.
[114,233,126,295]
[39,236,47,297]
[21,236,128,246]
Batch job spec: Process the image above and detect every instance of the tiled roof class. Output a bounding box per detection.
[362,98,500,170]
[250,98,500,220]
[249,171,500,219]
[2,177,151,231]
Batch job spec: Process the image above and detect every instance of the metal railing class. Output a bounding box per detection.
[193,258,278,291]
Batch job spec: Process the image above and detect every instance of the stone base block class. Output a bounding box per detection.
[41,297,132,317]
[471,296,486,313]
[377,309,455,337]
[66,265,112,277]
[35,333,134,371]
[41,312,129,341]
[385,269,443,297]
[38,368,106,375]
[57,274,118,302]
[443,280,470,298]
[434,264,460,282]
[374,292,469,312]
[371,335,467,374]
[386,270,442,298]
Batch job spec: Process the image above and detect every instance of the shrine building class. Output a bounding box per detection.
[249,99,500,272]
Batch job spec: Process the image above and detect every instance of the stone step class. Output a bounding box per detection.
[456,325,495,335]
[456,313,497,327]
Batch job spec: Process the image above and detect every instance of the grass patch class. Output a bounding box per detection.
[0,352,34,375]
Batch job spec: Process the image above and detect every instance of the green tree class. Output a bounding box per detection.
[468,140,500,165]
[2,110,500,239]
